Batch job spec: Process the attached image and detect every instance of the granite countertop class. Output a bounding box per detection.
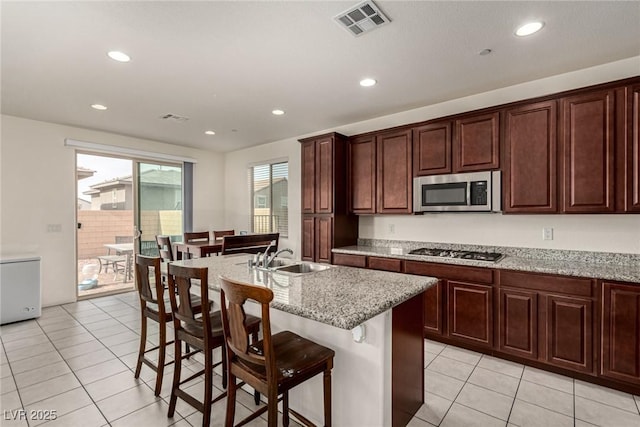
[171,254,437,330]
[332,244,640,283]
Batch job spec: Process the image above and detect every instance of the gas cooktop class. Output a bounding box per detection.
[408,248,504,262]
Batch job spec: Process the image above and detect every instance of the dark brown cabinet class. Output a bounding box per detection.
[348,135,376,214]
[601,281,640,383]
[413,121,452,176]
[498,288,538,359]
[622,84,640,212]
[561,90,616,212]
[504,101,558,213]
[498,270,595,374]
[454,112,500,172]
[447,281,493,348]
[348,129,412,214]
[299,133,357,263]
[376,129,413,213]
[404,261,493,342]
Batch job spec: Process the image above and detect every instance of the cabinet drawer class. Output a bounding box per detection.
[368,257,402,272]
[500,270,593,297]
[332,253,367,268]
[404,261,494,284]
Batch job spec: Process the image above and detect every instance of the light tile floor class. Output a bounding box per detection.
[0,292,638,427]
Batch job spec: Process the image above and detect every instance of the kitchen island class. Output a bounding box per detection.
[170,253,437,427]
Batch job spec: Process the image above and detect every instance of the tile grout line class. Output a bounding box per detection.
[1,337,30,427]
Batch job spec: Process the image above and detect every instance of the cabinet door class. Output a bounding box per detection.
[447,281,493,347]
[315,216,333,264]
[315,136,334,214]
[413,121,452,176]
[601,282,640,382]
[498,288,538,359]
[561,90,616,212]
[301,140,316,214]
[424,281,444,336]
[348,135,376,214]
[504,101,558,213]
[301,216,315,261]
[376,129,413,213]
[624,84,640,212]
[454,112,500,172]
[544,294,593,373]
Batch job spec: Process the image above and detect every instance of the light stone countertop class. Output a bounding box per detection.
[170,254,438,330]
[332,245,640,284]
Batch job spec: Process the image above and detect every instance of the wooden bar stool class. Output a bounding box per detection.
[166,264,261,427]
[133,255,201,396]
[155,235,175,262]
[219,276,335,427]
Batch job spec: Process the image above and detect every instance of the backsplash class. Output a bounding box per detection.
[358,238,640,266]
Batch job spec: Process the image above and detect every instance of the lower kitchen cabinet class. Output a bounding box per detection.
[423,281,444,335]
[498,288,538,359]
[447,281,493,347]
[498,270,595,374]
[601,281,640,383]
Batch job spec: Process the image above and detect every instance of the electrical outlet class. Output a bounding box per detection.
[47,224,62,233]
[543,227,553,240]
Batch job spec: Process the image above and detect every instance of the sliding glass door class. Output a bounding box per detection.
[135,161,183,257]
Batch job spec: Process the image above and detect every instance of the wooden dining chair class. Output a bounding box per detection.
[134,255,201,396]
[213,230,235,240]
[219,276,335,427]
[184,231,210,243]
[155,235,175,262]
[220,233,279,256]
[166,264,261,427]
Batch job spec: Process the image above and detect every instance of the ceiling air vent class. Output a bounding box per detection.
[160,113,189,123]
[334,1,390,37]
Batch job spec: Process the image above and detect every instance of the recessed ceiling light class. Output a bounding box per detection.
[360,78,377,87]
[91,104,108,110]
[515,21,544,37]
[204,130,216,135]
[107,51,131,62]
[272,109,285,116]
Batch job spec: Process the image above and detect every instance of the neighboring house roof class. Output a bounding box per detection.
[254,176,287,192]
[76,166,96,180]
[82,169,181,196]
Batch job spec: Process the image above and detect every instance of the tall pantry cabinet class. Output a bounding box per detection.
[300,133,358,263]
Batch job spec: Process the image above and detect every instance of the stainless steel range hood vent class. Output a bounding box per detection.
[334,1,390,37]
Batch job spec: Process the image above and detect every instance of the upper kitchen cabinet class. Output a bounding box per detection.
[454,112,500,172]
[560,89,616,213]
[376,128,413,214]
[413,121,452,176]
[348,134,376,214]
[348,128,413,214]
[621,83,640,212]
[504,100,558,213]
[300,133,348,215]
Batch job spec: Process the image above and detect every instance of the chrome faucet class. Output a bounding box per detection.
[266,248,294,268]
[261,240,277,268]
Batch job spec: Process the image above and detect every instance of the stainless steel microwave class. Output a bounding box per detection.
[413,171,501,213]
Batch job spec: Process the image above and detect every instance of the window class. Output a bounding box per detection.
[250,161,288,237]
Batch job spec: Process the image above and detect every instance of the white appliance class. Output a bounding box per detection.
[1,256,41,324]
[413,171,501,213]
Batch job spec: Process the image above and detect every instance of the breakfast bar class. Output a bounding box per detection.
[171,253,438,427]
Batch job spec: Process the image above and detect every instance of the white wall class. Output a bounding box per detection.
[224,56,640,256]
[0,115,225,307]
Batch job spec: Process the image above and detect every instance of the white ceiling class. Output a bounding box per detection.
[2,1,639,153]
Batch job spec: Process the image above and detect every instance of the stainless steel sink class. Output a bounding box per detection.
[272,262,331,274]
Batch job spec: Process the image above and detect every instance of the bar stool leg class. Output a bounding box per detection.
[168,338,182,418]
[134,307,147,379]
[154,319,167,396]
[202,347,213,427]
[267,387,278,427]
[283,391,290,427]
[323,368,332,427]
[225,373,237,427]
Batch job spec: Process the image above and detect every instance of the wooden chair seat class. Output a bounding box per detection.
[235,330,335,389]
